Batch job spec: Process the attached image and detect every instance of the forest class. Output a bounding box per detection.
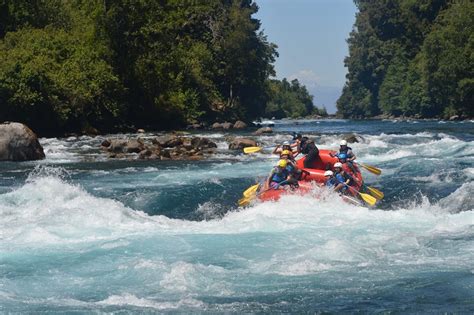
[0,0,324,135]
[337,0,473,119]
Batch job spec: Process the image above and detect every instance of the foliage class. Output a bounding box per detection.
[0,0,279,135]
[0,3,124,134]
[265,78,326,119]
[338,0,473,118]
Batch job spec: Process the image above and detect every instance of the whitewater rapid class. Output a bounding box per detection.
[1,173,473,312]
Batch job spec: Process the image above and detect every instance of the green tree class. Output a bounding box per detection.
[0,0,278,134]
[265,78,323,119]
[337,0,473,119]
[419,2,474,117]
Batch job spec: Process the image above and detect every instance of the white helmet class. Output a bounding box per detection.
[282,141,290,146]
[324,170,333,177]
[334,162,343,168]
[340,140,347,146]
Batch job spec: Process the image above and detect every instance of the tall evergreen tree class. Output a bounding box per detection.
[338,0,472,119]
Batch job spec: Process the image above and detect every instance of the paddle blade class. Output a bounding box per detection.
[243,184,260,197]
[243,146,262,154]
[359,163,382,175]
[358,192,377,206]
[238,196,252,207]
[367,186,384,199]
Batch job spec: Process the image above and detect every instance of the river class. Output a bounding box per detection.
[1,119,473,313]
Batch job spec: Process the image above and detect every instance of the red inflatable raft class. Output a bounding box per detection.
[257,149,364,202]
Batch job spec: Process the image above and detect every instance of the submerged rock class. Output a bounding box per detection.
[211,122,223,129]
[106,139,128,153]
[233,120,247,129]
[222,122,233,130]
[102,135,217,161]
[254,127,273,135]
[0,122,45,161]
[343,133,362,143]
[186,123,203,130]
[100,139,111,148]
[125,139,145,153]
[191,137,217,150]
[153,135,181,147]
[229,138,257,150]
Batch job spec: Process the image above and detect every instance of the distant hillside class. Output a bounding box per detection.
[337,1,473,119]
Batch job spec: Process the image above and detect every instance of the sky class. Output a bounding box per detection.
[254,0,357,113]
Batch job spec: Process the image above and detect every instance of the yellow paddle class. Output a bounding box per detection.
[359,163,382,176]
[356,191,377,206]
[243,146,263,154]
[343,167,383,201]
[365,186,384,200]
[345,185,377,206]
[243,183,260,197]
[238,196,253,207]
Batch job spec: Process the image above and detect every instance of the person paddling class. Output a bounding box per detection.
[266,159,292,190]
[272,141,294,155]
[324,170,338,188]
[331,140,360,174]
[333,162,354,194]
[297,136,319,168]
[280,149,303,184]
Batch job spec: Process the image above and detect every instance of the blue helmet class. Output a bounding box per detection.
[338,153,348,160]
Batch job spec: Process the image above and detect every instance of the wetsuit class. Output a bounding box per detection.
[301,140,319,168]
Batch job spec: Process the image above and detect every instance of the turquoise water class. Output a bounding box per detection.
[1,119,473,313]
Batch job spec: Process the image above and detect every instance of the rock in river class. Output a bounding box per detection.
[0,122,45,161]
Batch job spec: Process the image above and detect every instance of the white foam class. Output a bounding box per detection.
[436,182,474,213]
[2,173,473,246]
[465,168,474,179]
[97,294,206,310]
[195,201,222,220]
[160,261,230,295]
[413,172,453,184]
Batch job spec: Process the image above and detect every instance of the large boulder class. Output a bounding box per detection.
[107,139,128,153]
[191,137,217,150]
[102,134,218,160]
[233,120,247,129]
[254,127,273,135]
[211,122,223,129]
[100,139,111,148]
[0,122,45,161]
[153,135,182,148]
[222,122,233,130]
[343,133,361,144]
[125,138,145,153]
[229,138,257,150]
[186,123,203,130]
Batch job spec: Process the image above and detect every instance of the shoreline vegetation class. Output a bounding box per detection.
[0,1,472,139]
[0,1,325,137]
[337,1,473,120]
